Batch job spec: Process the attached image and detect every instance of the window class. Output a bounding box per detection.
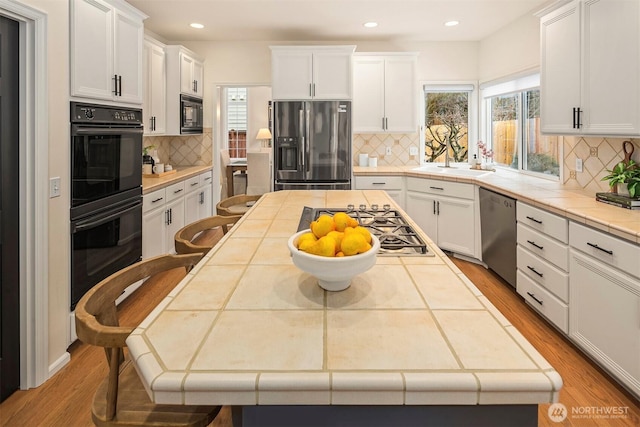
[226,87,247,159]
[482,75,559,177]
[423,84,475,163]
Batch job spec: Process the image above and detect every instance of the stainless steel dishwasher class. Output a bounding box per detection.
[479,187,517,287]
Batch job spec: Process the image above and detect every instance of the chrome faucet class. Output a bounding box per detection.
[440,131,453,168]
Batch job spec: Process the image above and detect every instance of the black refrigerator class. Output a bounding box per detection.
[273,101,351,190]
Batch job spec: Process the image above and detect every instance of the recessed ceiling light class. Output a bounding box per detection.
[444,20,459,27]
[190,23,204,29]
[363,22,378,28]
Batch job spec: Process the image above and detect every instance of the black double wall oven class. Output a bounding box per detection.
[70,102,143,310]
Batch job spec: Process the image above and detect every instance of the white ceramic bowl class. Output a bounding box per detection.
[287,229,380,292]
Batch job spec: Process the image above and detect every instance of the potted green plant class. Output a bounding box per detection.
[602,159,640,198]
[142,144,156,167]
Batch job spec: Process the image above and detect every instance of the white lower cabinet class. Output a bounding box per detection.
[405,177,476,258]
[353,175,405,210]
[184,172,213,225]
[569,223,640,398]
[142,181,185,258]
[143,171,213,259]
[516,202,569,333]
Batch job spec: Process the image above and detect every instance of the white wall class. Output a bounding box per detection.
[19,0,70,369]
[478,11,540,83]
[246,86,272,152]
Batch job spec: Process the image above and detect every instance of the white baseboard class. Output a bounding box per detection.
[48,351,70,379]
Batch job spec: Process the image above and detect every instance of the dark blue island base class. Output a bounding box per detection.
[232,404,538,427]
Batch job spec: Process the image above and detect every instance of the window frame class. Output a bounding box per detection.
[222,86,249,161]
[420,81,478,165]
[480,73,562,181]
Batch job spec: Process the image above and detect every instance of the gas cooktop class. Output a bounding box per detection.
[297,204,433,257]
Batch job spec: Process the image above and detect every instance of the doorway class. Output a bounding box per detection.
[0,13,20,402]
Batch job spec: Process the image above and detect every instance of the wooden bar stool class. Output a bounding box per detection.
[216,194,262,216]
[74,254,220,427]
[174,214,242,255]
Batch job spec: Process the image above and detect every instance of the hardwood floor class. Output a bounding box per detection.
[1,238,638,426]
[450,257,640,427]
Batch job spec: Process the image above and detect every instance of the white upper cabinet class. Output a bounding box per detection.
[165,45,204,99]
[177,50,204,97]
[143,37,166,135]
[70,0,146,104]
[271,46,355,100]
[353,54,418,133]
[540,0,640,135]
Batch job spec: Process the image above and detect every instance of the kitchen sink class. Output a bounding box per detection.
[411,165,493,178]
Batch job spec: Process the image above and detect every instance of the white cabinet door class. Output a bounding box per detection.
[165,197,185,254]
[384,56,417,133]
[192,59,204,97]
[582,0,640,135]
[405,191,438,244]
[540,1,580,134]
[436,196,475,257]
[113,9,143,104]
[199,183,213,218]
[570,250,640,396]
[71,0,114,100]
[143,207,167,259]
[353,57,386,132]
[312,51,352,99]
[71,0,145,104]
[352,54,417,133]
[184,189,201,226]
[143,39,166,134]
[540,0,640,135]
[271,51,314,100]
[179,53,195,95]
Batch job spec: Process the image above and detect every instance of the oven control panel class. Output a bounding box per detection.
[71,102,142,125]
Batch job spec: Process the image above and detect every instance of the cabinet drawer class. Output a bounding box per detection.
[516,202,568,243]
[355,176,403,190]
[165,181,185,202]
[517,223,569,271]
[143,188,166,213]
[570,222,640,279]
[406,177,474,199]
[185,175,201,192]
[517,270,568,334]
[517,246,569,302]
[200,171,213,185]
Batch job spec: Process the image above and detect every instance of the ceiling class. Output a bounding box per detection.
[127,0,552,43]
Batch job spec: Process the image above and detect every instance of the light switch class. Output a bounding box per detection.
[575,158,583,173]
[409,146,418,156]
[49,177,61,198]
[386,146,392,155]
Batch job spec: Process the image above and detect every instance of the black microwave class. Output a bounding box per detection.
[180,94,203,134]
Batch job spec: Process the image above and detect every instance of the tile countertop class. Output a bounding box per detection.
[126,190,562,407]
[142,165,213,194]
[354,165,640,244]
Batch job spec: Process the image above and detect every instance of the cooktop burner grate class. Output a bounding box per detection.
[297,205,433,256]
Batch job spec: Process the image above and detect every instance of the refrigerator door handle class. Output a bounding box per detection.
[331,110,338,153]
[299,109,305,172]
[305,107,310,176]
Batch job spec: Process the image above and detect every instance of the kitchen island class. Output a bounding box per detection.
[127,190,562,427]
